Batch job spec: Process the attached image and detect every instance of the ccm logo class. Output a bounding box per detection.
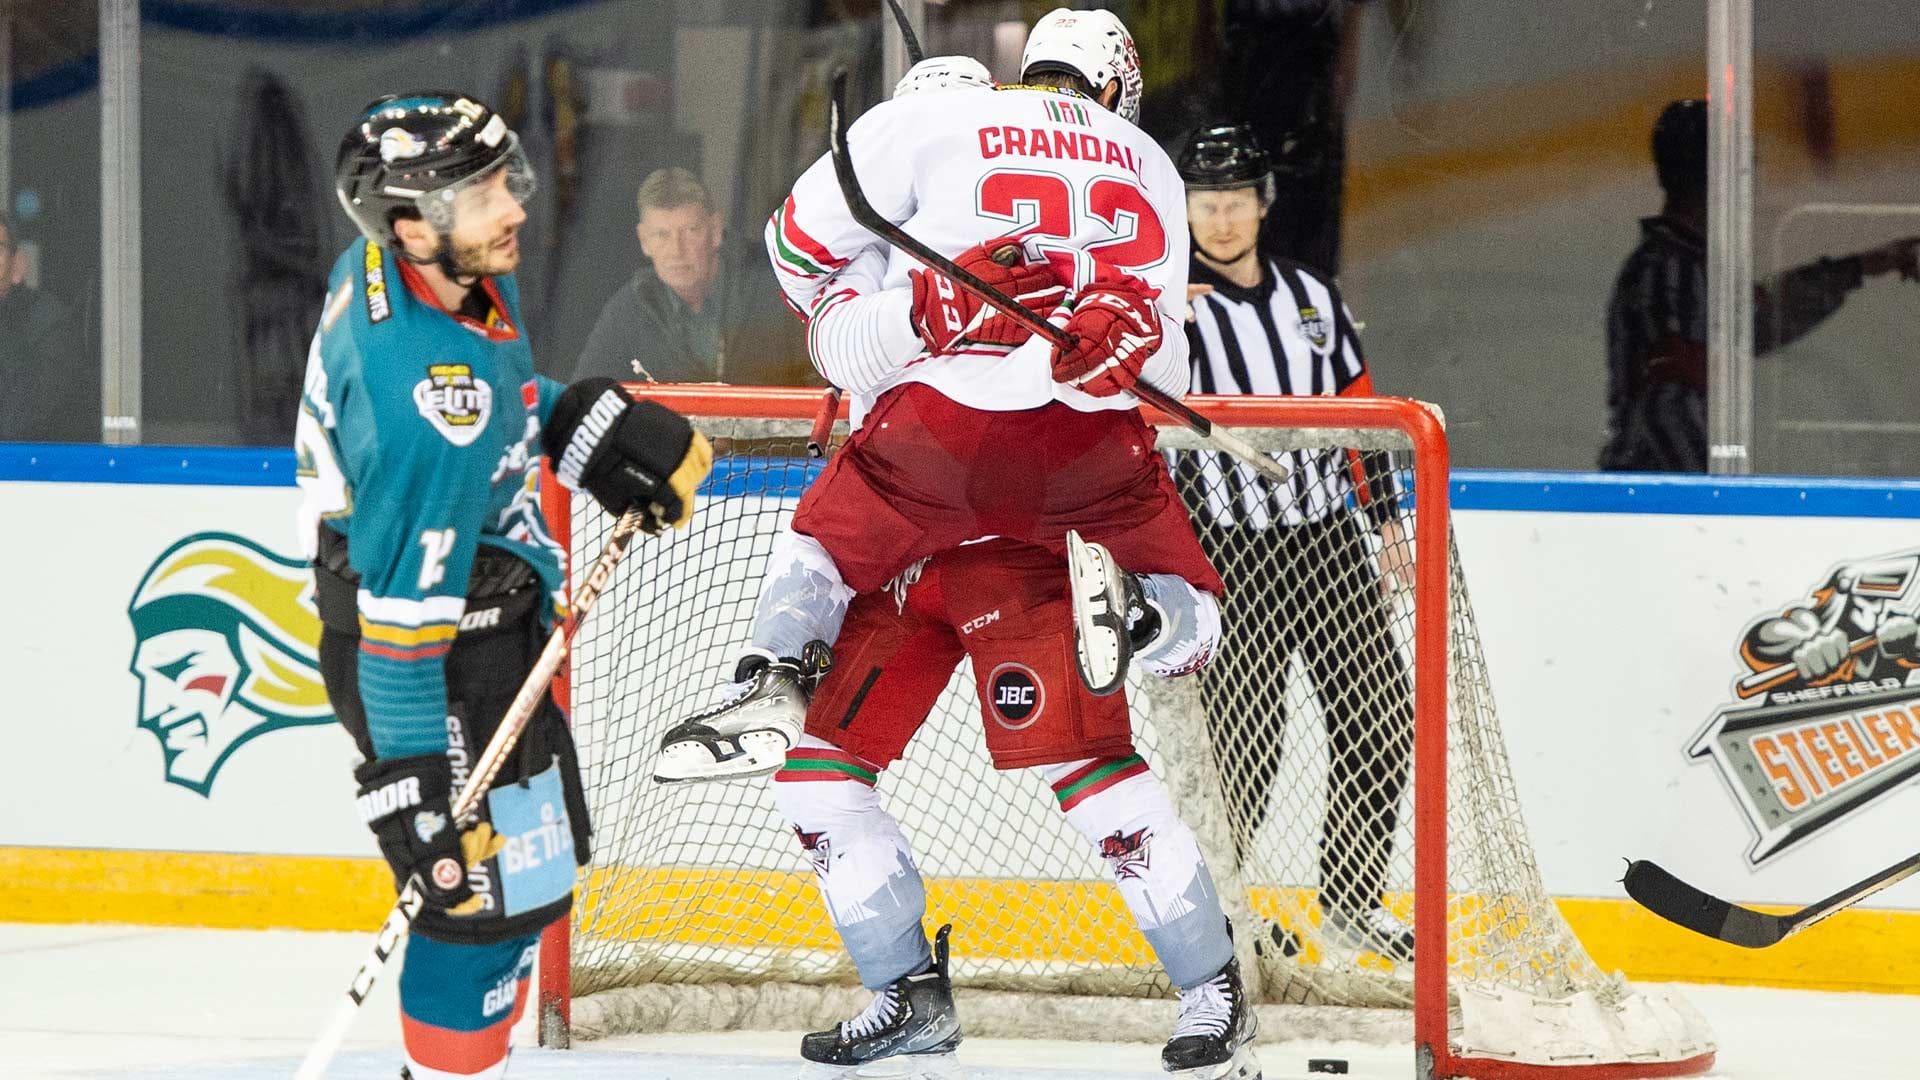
[960,609,1001,635]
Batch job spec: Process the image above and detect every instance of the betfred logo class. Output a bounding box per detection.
[987,662,1044,730]
[1690,548,1920,863]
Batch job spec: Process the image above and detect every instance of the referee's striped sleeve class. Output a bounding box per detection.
[1327,290,1402,525]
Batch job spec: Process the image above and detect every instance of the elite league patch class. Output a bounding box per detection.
[414,363,493,446]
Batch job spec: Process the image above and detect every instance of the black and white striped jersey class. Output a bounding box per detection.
[1599,214,1863,473]
[1174,254,1399,530]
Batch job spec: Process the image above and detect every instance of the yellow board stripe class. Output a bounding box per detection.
[6,846,1919,994]
[0,847,394,931]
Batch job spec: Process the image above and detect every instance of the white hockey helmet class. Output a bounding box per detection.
[893,55,994,98]
[1020,8,1144,124]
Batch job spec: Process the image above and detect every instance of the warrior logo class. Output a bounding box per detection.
[128,533,332,796]
[414,363,493,447]
[1690,549,1920,863]
[1099,827,1153,881]
[794,827,832,876]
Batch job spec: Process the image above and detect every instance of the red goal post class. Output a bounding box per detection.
[535,386,1715,1080]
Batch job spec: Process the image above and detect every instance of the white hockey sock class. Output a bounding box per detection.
[1040,755,1233,989]
[772,736,930,989]
[748,529,855,664]
[1134,574,1221,679]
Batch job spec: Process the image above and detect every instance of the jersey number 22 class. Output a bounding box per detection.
[977,171,1168,272]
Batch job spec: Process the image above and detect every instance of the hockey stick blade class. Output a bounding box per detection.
[1624,851,1920,949]
[294,506,649,1080]
[1622,860,1787,948]
[884,0,925,64]
[823,70,1292,486]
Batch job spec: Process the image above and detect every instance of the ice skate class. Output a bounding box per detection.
[1163,956,1261,1079]
[799,925,962,1077]
[1320,904,1414,964]
[652,646,827,783]
[1067,529,1149,696]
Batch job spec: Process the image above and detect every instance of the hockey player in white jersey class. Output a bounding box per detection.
[657,30,1223,782]
[657,15,1257,1080]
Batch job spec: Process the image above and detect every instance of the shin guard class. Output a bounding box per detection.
[773,736,931,989]
[1042,756,1232,989]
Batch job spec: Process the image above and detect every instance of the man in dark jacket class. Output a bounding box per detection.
[573,167,809,385]
[0,214,87,442]
[1601,99,1919,472]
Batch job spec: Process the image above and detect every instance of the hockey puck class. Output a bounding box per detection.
[1307,1060,1349,1075]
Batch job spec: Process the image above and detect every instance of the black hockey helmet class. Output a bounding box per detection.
[1652,98,1708,196]
[334,91,534,250]
[1176,124,1277,204]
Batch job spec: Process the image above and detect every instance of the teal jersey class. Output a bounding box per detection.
[294,237,565,758]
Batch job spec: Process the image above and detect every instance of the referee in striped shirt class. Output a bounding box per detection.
[1172,124,1416,961]
[1602,99,1919,472]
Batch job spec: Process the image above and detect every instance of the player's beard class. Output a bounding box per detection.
[446,229,520,279]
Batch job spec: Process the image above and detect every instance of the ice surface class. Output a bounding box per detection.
[4,924,1916,1079]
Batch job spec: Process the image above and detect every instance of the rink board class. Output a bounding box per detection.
[9,443,1920,992]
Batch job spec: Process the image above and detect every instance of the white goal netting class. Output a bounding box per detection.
[558,397,1715,1078]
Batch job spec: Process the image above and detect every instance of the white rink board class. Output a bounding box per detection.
[6,468,1920,913]
[0,479,372,858]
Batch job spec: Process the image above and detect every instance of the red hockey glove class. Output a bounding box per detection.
[908,237,1066,354]
[1051,273,1164,397]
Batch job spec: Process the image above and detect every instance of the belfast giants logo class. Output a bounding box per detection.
[127,533,333,795]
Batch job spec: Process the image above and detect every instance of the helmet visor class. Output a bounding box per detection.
[415,133,536,234]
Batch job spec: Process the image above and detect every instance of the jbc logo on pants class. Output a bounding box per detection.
[988,663,1045,730]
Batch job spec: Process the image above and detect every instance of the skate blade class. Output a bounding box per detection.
[796,1051,960,1080]
[1166,1043,1261,1080]
[1066,530,1127,696]
[652,730,794,784]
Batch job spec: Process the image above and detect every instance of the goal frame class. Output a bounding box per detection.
[533,384,1706,1080]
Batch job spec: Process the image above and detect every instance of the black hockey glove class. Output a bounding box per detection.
[543,378,713,532]
[354,753,505,917]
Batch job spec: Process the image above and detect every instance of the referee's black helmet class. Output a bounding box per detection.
[1652,99,1708,196]
[1177,124,1277,205]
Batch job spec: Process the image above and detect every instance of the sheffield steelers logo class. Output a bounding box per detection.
[987,663,1045,730]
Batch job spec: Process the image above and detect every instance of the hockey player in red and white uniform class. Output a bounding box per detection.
[658,14,1259,1080]
[656,31,1223,781]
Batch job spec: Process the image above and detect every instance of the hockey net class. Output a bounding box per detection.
[539,386,1716,1079]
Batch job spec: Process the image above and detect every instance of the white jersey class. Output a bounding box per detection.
[766,84,1191,418]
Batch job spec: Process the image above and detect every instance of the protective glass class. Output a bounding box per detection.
[415,134,537,234]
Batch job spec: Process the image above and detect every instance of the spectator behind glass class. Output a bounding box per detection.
[573,167,809,386]
[0,214,86,442]
[1601,99,1920,473]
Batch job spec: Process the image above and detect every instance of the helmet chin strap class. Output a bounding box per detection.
[393,234,483,288]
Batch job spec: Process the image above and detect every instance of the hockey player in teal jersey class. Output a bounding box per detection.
[295,91,712,1079]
